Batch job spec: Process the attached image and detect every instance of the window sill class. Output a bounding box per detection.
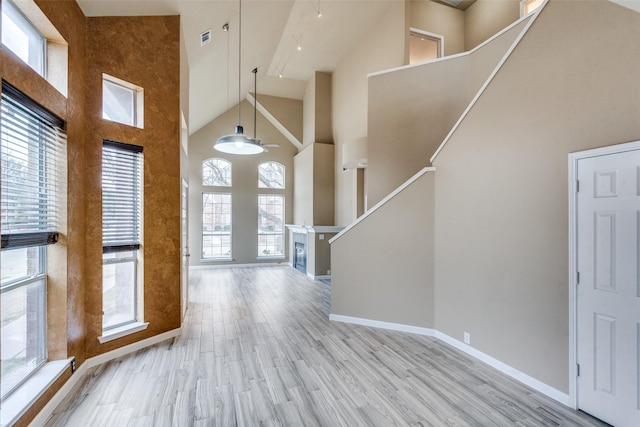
[98,322,149,344]
[257,256,286,260]
[1,358,72,427]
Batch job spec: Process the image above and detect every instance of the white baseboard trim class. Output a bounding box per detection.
[307,273,331,281]
[190,262,288,269]
[30,328,182,427]
[329,314,569,406]
[434,331,570,406]
[329,314,436,337]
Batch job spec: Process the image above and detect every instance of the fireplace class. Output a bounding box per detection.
[287,225,343,279]
[294,242,306,273]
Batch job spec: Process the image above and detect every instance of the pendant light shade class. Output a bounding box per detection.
[214,0,264,155]
[215,125,264,154]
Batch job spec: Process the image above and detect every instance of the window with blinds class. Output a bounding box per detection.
[102,140,143,331]
[1,81,64,250]
[1,81,65,399]
[102,140,143,253]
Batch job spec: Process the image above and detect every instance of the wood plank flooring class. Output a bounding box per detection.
[45,266,609,426]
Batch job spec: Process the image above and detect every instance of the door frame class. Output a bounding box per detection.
[568,139,640,410]
[409,28,444,61]
[181,179,189,319]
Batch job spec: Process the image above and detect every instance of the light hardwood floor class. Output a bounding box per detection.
[45,266,609,426]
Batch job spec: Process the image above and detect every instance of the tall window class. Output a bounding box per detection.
[202,193,231,259]
[102,140,143,331]
[1,0,45,76]
[258,161,284,189]
[202,158,231,187]
[258,162,285,258]
[258,195,284,257]
[1,82,65,398]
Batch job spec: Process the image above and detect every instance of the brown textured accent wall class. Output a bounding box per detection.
[84,15,181,358]
[35,0,89,368]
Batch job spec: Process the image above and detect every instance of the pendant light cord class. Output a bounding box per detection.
[253,67,257,138]
[237,0,242,127]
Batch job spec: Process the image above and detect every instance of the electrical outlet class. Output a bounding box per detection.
[319,234,325,240]
[327,269,331,275]
[463,332,471,345]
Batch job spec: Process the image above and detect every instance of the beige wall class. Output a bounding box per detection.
[294,144,314,225]
[313,232,336,277]
[293,143,335,226]
[329,0,640,396]
[303,72,333,146]
[333,0,525,225]
[303,74,316,146]
[464,0,520,50]
[331,171,435,328]
[433,0,640,392]
[313,143,335,225]
[367,17,528,207]
[333,1,407,226]
[410,0,465,56]
[188,100,297,265]
[314,72,333,144]
[257,94,303,143]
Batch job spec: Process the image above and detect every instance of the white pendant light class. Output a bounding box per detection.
[214,0,264,155]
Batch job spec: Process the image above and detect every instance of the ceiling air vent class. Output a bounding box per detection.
[200,29,212,46]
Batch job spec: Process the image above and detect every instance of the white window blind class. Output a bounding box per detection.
[1,82,65,249]
[102,140,143,252]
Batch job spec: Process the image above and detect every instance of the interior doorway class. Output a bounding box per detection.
[357,168,365,217]
[569,141,640,427]
[181,179,189,319]
[409,28,443,64]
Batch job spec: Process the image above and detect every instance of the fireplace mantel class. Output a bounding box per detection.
[286,225,344,234]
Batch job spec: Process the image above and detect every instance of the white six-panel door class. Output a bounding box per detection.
[577,147,640,427]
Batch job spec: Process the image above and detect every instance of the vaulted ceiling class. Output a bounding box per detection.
[78,0,474,134]
[75,0,640,135]
[77,0,406,134]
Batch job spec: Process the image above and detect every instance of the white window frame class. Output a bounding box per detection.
[202,192,232,260]
[1,82,65,399]
[99,140,146,343]
[409,28,444,63]
[102,73,144,129]
[0,247,47,399]
[202,158,232,187]
[257,194,285,259]
[1,0,46,77]
[258,161,285,189]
